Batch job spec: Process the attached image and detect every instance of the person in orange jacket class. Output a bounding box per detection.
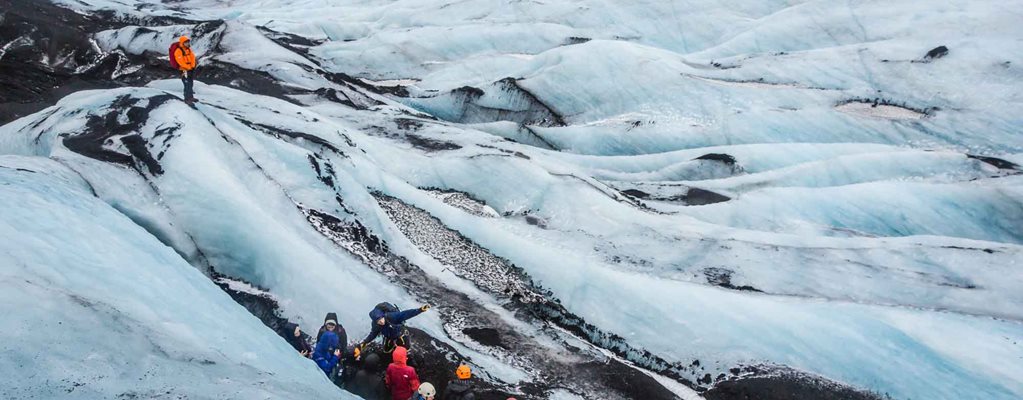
[173,36,198,103]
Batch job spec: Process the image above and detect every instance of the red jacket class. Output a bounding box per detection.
[384,347,419,400]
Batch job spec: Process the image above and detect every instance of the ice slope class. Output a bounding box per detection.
[4,76,1022,399]
[0,85,432,352]
[0,84,669,398]
[0,156,350,399]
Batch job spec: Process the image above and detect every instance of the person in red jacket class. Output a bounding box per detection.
[384,346,420,400]
[173,36,198,104]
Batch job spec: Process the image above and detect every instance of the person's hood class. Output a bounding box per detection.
[318,330,339,349]
[392,346,408,365]
[363,352,381,371]
[284,322,299,336]
[324,312,338,324]
[447,379,472,393]
[178,36,190,45]
[369,307,386,321]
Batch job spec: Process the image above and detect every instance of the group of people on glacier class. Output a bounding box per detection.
[283,302,484,400]
[168,35,495,400]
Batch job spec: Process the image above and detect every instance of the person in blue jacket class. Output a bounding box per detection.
[313,319,342,376]
[356,302,430,355]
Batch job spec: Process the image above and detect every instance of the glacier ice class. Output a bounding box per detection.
[0,155,352,399]
[3,0,1023,399]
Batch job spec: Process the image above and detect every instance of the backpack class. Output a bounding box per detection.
[168,42,181,69]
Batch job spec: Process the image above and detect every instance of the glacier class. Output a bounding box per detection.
[0,155,350,399]
[2,0,1022,399]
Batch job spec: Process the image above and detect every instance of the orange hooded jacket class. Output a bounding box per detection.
[174,36,196,71]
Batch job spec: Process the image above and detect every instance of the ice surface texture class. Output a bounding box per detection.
[2,0,1023,399]
[0,156,350,399]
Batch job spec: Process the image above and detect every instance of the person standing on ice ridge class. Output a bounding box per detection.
[384,346,420,400]
[169,36,198,104]
[356,302,430,356]
[312,319,342,376]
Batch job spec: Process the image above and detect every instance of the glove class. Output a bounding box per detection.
[353,346,362,360]
[419,304,431,312]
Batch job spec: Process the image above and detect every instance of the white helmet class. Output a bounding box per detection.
[418,382,436,397]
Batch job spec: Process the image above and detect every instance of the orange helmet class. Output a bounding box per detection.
[455,364,471,379]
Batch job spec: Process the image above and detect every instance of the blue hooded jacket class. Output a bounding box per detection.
[361,305,423,344]
[313,330,340,375]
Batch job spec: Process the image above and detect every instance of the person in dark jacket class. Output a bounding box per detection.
[313,319,341,376]
[443,364,476,400]
[283,322,312,358]
[317,312,348,346]
[346,351,388,399]
[385,346,420,400]
[358,302,430,354]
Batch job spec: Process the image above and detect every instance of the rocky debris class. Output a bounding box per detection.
[923,45,949,61]
[621,189,651,199]
[423,188,500,218]
[236,118,345,154]
[694,153,738,166]
[564,37,592,45]
[0,0,127,123]
[313,87,357,108]
[0,0,393,124]
[705,367,885,400]
[304,208,394,270]
[686,188,731,206]
[406,134,463,151]
[374,194,709,392]
[324,70,410,98]
[211,271,303,341]
[62,93,176,176]
[255,25,322,54]
[375,194,548,303]
[404,77,565,127]
[835,98,935,120]
[616,183,731,206]
[702,268,762,293]
[395,117,425,131]
[967,154,1020,170]
[524,214,548,228]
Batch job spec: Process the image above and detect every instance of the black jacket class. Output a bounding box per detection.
[443,379,476,400]
[283,322,312,354]
[346,352,386,399]
[317,312,348,347]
